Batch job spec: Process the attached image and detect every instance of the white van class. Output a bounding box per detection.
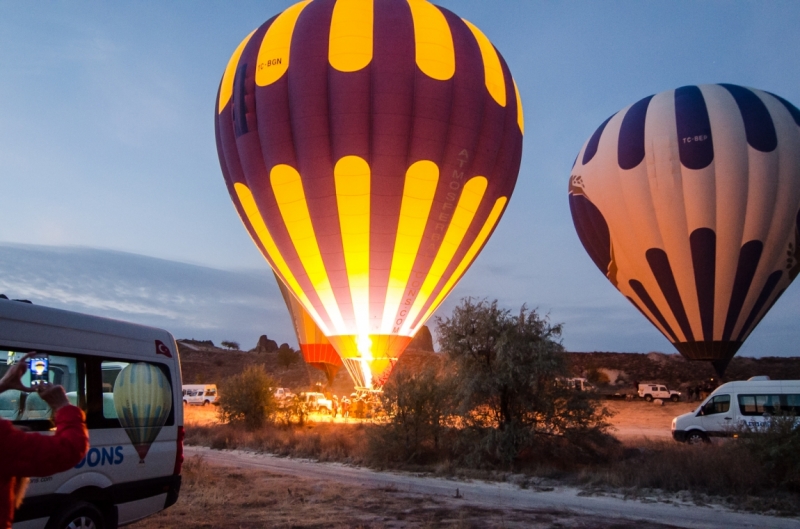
[0,298,184,529]
[672,378,800,443]
[182,384,218,406]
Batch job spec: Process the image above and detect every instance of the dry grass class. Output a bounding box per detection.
[128,455,679,529]
[186,421,370,464]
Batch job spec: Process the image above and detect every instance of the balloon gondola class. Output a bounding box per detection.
[569,84,800,376]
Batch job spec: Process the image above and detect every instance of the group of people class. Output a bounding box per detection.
[0,352,89,528]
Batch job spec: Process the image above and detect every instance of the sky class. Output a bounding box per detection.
[1,1,799,356]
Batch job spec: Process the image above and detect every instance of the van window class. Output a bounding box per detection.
[703,394,730,415]
[1,350,85,429]
[100,361,172,419]
[738,394,800,416]
[205,389,216,397]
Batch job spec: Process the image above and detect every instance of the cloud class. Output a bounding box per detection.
[0,243,293,349]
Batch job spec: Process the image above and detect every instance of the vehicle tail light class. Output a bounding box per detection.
[174,426,185,475]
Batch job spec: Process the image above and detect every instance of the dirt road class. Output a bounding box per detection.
[186,446,796,529]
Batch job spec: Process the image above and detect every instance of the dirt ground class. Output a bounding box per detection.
[152,403,796,529]
[129,454,683,529]
[603,399,697,441]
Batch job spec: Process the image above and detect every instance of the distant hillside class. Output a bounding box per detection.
[566,352,800,390]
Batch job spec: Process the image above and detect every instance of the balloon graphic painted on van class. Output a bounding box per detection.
[113,362,173,462]
[569,84,800,376]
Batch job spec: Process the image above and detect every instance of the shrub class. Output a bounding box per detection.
[369,367,453,465]
[217,365,277,430]
[220,340,240,351]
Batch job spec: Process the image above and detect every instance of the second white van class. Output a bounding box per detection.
[672,378,800,443]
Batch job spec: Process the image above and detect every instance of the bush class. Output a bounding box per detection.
[217,365,277,430]
[369,367,453,465]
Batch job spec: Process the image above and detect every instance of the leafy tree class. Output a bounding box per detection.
[436,298,612,467]
[221,340,240,351]
[217,365,277,430]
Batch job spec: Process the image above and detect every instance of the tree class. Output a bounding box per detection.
[277,344,299,369]
[221,340,240,351]
[371,366,453,464]
[217,365,277,430]
[436,298,612,466]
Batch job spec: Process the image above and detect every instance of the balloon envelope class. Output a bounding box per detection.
[113,362,173,461]
[274,270,344,386]
[569,84,800,375]
[216,0,523,387]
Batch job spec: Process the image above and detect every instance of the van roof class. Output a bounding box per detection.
[712,380,800,395]
[0,298,175,358]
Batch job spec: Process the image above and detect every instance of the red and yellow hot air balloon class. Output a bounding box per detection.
[216,0,523,387]
[274,271,344,386]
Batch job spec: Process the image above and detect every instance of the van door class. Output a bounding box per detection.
[700,394,733,436]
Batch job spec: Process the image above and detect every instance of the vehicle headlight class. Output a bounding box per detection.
[671,418,676,430]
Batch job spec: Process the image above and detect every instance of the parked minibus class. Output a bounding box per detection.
[182,384,218,406]
[0,298,184,529]
[672,377,800,443]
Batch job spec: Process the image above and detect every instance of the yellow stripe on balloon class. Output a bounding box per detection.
[334,156,371,335]
[234,182,332,335]
[407,0,455,81]
[271,164,346,334]
[218,29,256,114]
[462,19,506,107]
[513,79,524,134]
[413,196,507,332]
[380,160,439,333]
[329,0,373,72]
[401,176,488,335]
[256,0,312,87]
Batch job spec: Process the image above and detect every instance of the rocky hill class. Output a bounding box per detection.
[566,352,800,391]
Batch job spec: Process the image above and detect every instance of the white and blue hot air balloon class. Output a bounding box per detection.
[569,84,800,376]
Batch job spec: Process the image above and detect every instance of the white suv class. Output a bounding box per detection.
[638,383,681,402]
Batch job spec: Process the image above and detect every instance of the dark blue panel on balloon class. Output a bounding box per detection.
[722,240,763,341]
[618,95,654,170]
[736,270,782,342]
[569,194,611,276]
[675,86,714,170]
[582,114,614,165]
[720,84,777,152]
[767,92,800,127]
[646,248,694,342]
[628,280,679,343]
[690,228,716,341]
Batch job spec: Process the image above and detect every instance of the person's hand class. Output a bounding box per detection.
[36,382,70,412]
[0,351,35,394]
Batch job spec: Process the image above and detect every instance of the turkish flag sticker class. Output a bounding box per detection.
[155,340,173,358]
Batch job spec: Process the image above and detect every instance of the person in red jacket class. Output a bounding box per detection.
[0,352,89,529]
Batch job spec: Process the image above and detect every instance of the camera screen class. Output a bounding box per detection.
[28,357,49,385]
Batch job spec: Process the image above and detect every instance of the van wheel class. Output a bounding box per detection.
[47,501,106,529]
[671,395,680,402]
[203,400,209,406]
[686,431,708,445]
[644,395,653,402]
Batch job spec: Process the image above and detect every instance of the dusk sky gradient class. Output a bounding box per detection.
[1,1,799,356]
